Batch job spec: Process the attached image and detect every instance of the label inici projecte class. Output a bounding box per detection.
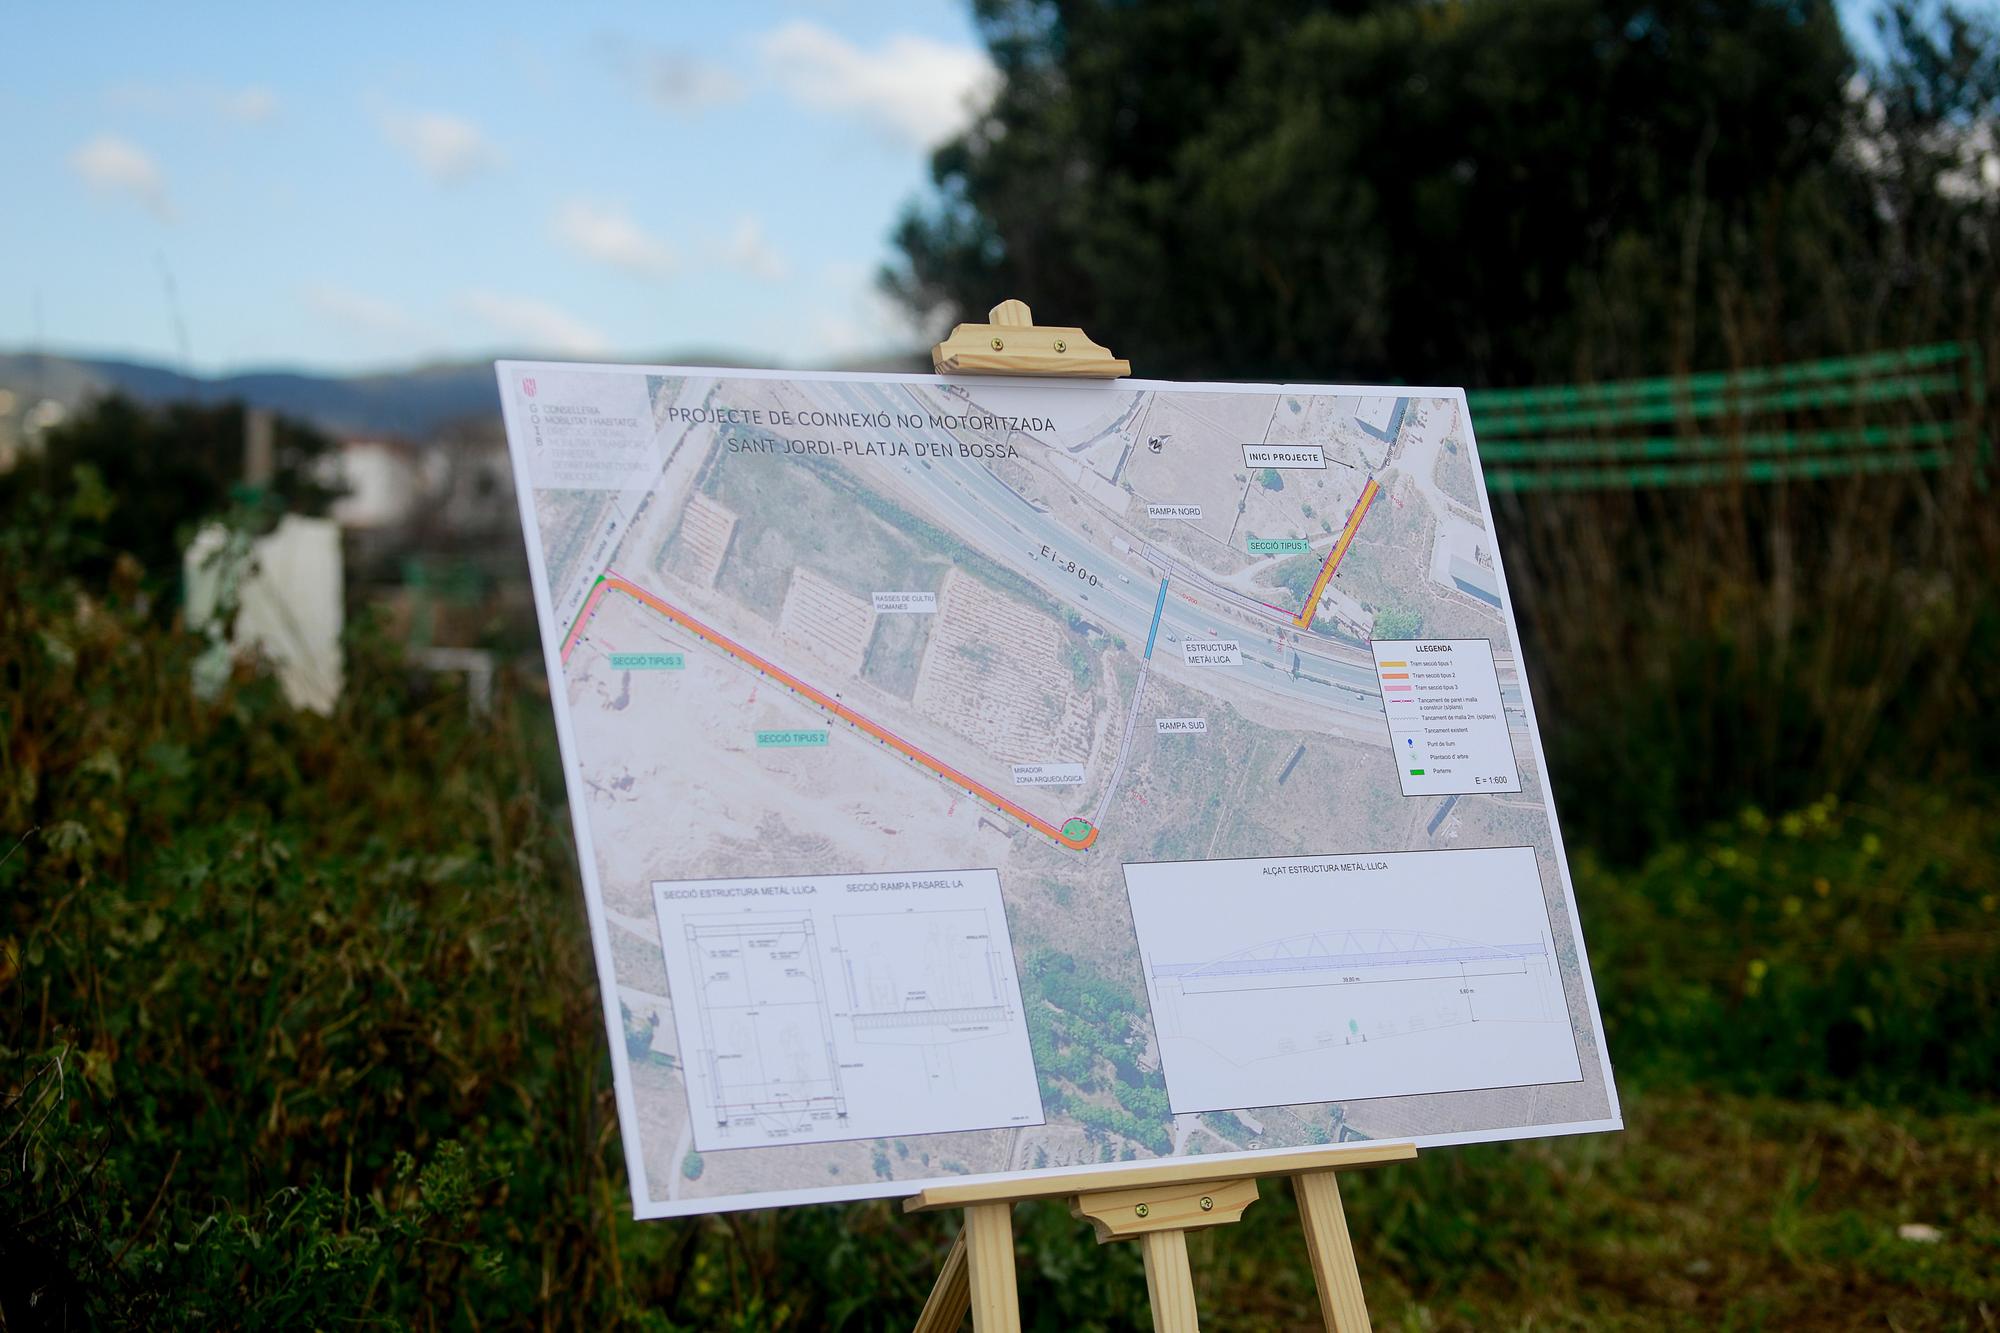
[1242,444,1325,469]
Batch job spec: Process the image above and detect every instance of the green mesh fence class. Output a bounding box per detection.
[1466,342,1984,491]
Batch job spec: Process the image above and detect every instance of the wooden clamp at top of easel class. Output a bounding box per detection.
[911,299,1414,1332]
[931,299,1132,378]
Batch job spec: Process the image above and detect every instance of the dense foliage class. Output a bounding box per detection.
[890,0,1999,386]
[2,450,1995,1327]
[4,0,1999,1322]
[887,0,2000,863]
[0,396,338,590]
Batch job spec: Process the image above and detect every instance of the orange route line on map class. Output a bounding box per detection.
[565,572,1099,851]
[1293,476,1381,629]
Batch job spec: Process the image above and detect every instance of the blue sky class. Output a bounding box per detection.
[3,2,991,372]
[5,1,1902,375]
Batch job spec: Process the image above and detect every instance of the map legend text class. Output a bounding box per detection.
[1370,638,1522,796]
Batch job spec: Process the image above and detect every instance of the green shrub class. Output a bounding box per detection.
[2,527,1994,1327]
[1581,794,2000,1103]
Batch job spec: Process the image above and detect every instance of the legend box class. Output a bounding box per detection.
[1369,638,1522,796]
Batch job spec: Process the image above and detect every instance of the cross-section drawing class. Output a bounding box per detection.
[681,916,846,1139]
[837,909,1015,1040]
[656,870,1045,1151]
[1125,847,1585,1114]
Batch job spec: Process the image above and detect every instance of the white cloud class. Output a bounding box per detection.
[106,82,279,123]
[221,86,279,123]
[717,215,788,282]
[377,107,503,183]
[461,290,609,355]
[553,200,676,278]
[624,43,745,112]
[70,133,171,219]
[755,21,997,148]
[787,261,921,365]
[105,82,176,115]
[302,282,420,336]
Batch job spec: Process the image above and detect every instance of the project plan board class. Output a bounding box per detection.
[496,361,1621,1217]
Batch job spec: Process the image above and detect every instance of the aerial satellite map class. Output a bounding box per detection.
[497,363,1619,1217]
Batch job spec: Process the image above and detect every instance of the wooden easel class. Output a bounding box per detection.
[912,301,1419,1332]
[907,1142,1416,1332]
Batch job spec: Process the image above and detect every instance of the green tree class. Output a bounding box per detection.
[0,395,339,592]
[1372,604,1422,639]
[886,0,1982,386]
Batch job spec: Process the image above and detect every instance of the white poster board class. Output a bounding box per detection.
[495,362,1619,1217]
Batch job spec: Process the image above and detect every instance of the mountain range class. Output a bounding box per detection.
[0,346,927,439]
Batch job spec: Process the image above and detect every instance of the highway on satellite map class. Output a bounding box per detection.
[555,371,1529,847]
[850,383,1524,725]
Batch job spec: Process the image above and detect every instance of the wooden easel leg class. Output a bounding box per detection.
[912,1227,970,1333]
[1294,1170,1372,1332]
[1138,1229,1202,1333]
[963,1202,1022,1332]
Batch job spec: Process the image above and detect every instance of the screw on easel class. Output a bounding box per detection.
[1200,1195,1214,1211]
[1134,1203,1150,1218]
[990,337,1005,350]
[1054,339,1068,352]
